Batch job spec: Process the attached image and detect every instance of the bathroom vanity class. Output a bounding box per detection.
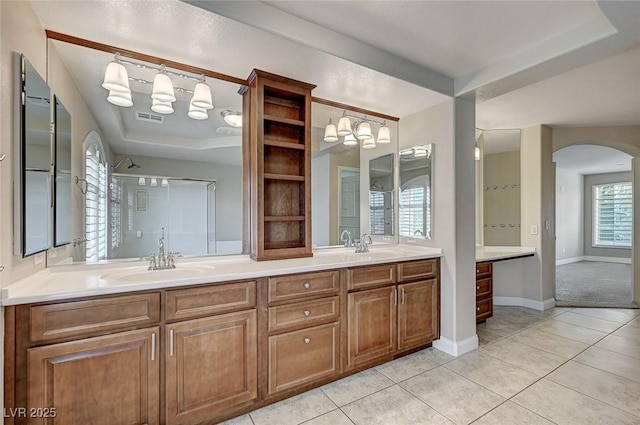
[3,246,441,425]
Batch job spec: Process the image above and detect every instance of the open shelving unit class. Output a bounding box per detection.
[245,70,316,261]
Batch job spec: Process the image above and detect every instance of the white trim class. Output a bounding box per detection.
[583,255,632,264]
[433,334,478,357]
[494,296,556,311]
[556,256,584,266]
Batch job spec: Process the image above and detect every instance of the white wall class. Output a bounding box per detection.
[399,98,477,356]
[311,153,330,247]
[555,167,584,262]
[583,171,633,259]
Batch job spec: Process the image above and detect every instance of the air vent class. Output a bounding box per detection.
[135,111,164,124]
[26,95,51,107]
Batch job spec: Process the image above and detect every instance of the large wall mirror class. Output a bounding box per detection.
[53,95,72,246]
[399,144,433,238]
[311,103,399,247]
[48,39,244,262]
[14,54,53,257]
[476,129,521,246]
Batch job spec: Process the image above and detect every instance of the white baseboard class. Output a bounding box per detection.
[494,296,556,311]
[556,256,584,266]
[582,256,631,265]
[433,334,478,357]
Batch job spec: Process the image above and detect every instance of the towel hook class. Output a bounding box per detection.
[74,176,87,195]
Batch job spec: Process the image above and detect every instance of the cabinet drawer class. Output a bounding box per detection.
[397,259,438,282]
[268,270,339,304]
[268,296,339,333]
[476,262,492,278]
[30,293,160,343]
[476,298,493,322]
[347,263,396,291]
[476,278,492,301]
[166,280,256,321]
[268,322,340,395]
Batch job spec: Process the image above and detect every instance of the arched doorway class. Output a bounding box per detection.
[553,139,637,307]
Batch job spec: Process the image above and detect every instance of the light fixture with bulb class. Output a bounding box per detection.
[221,110,243,128]
[101,54,215,120]
[323,111,392,149]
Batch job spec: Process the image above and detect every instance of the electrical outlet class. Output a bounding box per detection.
[530,225,538,235]
[562,247,566,253]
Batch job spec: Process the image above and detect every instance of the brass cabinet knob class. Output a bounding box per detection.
[304,282,311,289]
[303,310,310,317]
[304,337,311,344]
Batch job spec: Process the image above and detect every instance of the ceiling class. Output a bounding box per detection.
[554,145,632,175]
[28,1,640,166]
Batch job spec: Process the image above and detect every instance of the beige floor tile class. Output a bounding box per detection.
[574,346,640,383]
[612,324,640,343]
[375,347,454,383]
[531,318,608,344]
[547,360,640,417]
[509,327,590,358]
[512,379,640,425]
[571,308,640,324]
[553,311,622,333]
[476,320,530,337]
[444,351,539,398]
[537,307,573,318]
[250,389,336,425]
[400,366,505,425]
[596,334,640,359]
[476,328,503,347]
[628,317,640,328]
[218,414,254,425]
[472,401,554,425]
[321,369,393,406]
[301,409,355,425]
[481,338,567,376]
[341,385,452,425]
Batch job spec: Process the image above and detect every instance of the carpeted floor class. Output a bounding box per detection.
[556,261,637,308]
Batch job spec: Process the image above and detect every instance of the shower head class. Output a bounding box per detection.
[112,157,140,170]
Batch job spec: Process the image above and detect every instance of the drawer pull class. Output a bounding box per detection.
[476,269,480,274]
[304,282,311,289]
[401,287,406,304]
[477,307,480,311]
[304,337,311,344]
[476,286,480,290]
[303,310,310,317]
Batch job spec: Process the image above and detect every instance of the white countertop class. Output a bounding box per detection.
[476,246,536,262]
[1,245,443,306]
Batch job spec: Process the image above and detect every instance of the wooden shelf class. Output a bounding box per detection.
[264,139,305,150]
[264,216,305,222]
[264,114,305,127]
[264,173,304,181]
[264,241,305,250]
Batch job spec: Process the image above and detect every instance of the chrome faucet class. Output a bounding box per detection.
[414,229,424,237]
[148,227,176,270]
[340,230,353,247]
[355,233,373,253]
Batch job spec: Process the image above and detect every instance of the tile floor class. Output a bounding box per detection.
[221,306,640,425]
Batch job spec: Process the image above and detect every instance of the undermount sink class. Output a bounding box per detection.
[100,264,216,284]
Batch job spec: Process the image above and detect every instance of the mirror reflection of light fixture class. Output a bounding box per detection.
[475,129,483,161]
[150,178,158,187]
[323,111,391,148]
[414,147,428,157]
[138,177,146,186]
[151,99,174,115]
[221,110,243,127]
[188,102,208,120]
[151,67,176,102]
[161,178,169,187]
[106,90,133,107]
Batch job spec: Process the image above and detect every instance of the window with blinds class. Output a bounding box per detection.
[369,191,386,235]
[85,144,108,262]
[399,183,431,237]
[110,177,122,250]
[593,182,632,247]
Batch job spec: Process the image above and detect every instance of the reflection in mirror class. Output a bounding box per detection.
[54,96,72,246]
[15,55,53,256]
[478,129,521,246]
[399,144,432,238]
[49,40,243,262]
[369,153,394,236]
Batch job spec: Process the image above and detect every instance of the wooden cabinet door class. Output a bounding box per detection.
[348,286,396,367]
[28,327,159,425]
[398,279,439,351]
[165,310,257,425]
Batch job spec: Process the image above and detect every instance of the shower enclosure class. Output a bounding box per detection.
[108,174,216,259]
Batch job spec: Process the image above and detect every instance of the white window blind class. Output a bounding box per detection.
[369,191,385,235]
[85,145,108,262]
[399,183,430,237]
[110,177,122,250]
[593,182,632,247]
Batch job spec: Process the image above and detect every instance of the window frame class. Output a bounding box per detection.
[592,181,633,249]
